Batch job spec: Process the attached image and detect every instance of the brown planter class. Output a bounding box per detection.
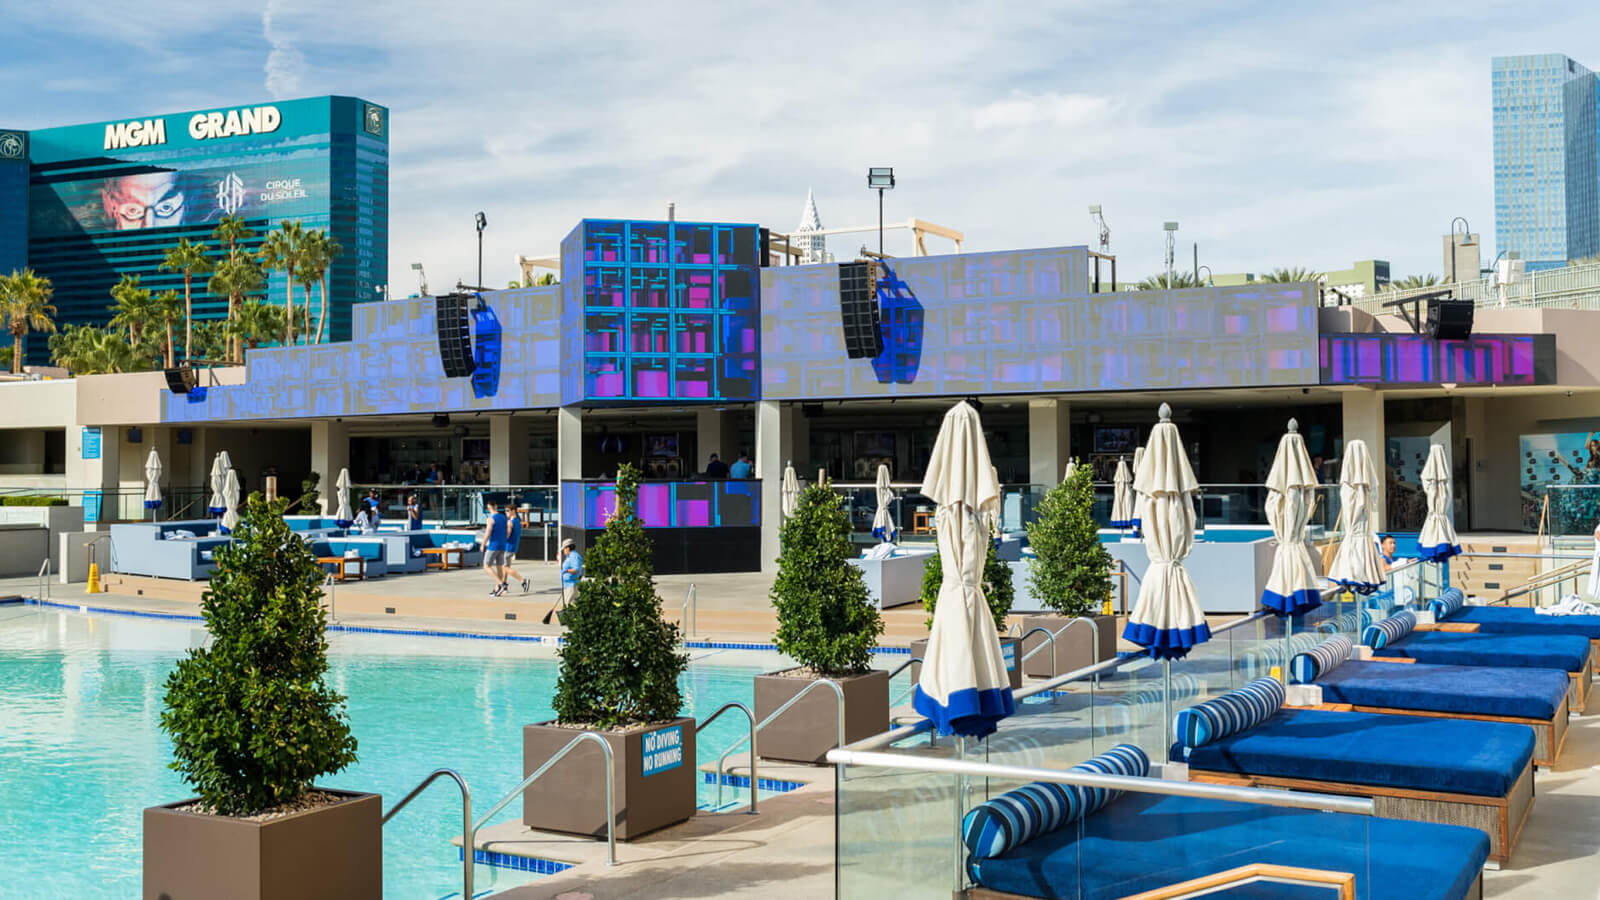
[754,669,889,764]
[143,789,381,900]
[908,637,1023,691]
[522,716,696,841]
[1021,613,1117,679]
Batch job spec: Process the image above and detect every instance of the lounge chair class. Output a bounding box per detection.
[1428,587,1600,668]
[962,745,1490,900]
[1364,610,1593,710]
[1174,677,1535,864]
[1289,634,1572,766]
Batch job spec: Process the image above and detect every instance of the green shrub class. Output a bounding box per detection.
[1,496,68,506]
[1025,461,1113,617]
[919,539,1014,632]
[160,492,357,815]
[552,463,688,729]
[295,470,321,514]
[772,481,884,675]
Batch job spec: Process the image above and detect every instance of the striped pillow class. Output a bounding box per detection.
[1289,634,1353,684]
[1173,677,1285,750]
[1430,587,1467,620]
[960,744,1149,860]
[1362,611,1417,650]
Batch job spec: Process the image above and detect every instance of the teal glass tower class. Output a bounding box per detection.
[1492,55,1598,269]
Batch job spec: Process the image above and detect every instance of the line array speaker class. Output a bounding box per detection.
[1425,299,1474,341]
[436,293,477,377]
[163,366,197,394]
[838,261,884,359]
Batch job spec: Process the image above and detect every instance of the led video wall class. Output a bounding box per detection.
[759,247,1320,399]
[1318,333,1554,386]
[559,479,761,529]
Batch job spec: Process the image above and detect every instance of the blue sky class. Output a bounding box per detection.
[6,0,1598,292]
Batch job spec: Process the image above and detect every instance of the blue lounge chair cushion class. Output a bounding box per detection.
[1362,611,1416,650]
[1316,659,1570,721]
[1179,708,1534,797]
[968,791,1489,900]
[962,744,1148,860]
[1289,634,1353,685]
[1384,631,1591,673]
[1173,678,1284,749]
[1444,604,1600,640]
[1429,587,1468,620]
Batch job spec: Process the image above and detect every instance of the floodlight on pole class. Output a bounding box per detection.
[867,167,895,256]
[1197,264,1213,287]
[1449,216,1472,285]
[410,262,429,297]
[1089,205,1110,254]
[475,212,488,291]
[1163,221,1179,289]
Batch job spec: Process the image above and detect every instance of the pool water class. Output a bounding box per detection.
[0,606,789,899]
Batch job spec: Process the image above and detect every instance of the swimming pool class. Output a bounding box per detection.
[0,605,805,899]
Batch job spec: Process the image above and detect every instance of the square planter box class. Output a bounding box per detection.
[1021,613,1117,679]
[908,636,1023,691]
[754,669,889,765]
[523,716,696,841]
[144,789,381,900]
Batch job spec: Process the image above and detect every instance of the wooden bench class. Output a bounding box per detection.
[317,556,365,582]
[422,547,464,570]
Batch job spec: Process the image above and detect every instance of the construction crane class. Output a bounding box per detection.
[794,218,964,256]
[515,254,559,286]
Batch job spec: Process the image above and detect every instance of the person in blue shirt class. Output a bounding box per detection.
[405,494,423,531]
[501,508,530,594]
[1378,534,1397,570]
[559,538,583,607]
[481,499,510,596]
[728,451,753,479]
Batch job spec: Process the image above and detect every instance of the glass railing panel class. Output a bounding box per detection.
[836,731,962,900]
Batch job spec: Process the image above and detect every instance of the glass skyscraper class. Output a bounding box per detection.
[1493,54,1598,269]
[6,96,387,362]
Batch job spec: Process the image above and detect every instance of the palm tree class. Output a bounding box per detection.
[1260,267,1323,283]
[258,221,307,346]
[207,258,266,362]
[48,325,137,375]
[293,230,322,343]
[189,321,229,362]
[212,215,256,353]
[108,274,158,346]
[153,289,183,367]
[1391,273,1442,291]
[297,229,342,344]
[159,238,213,363]
[0,268,57,374]
[1134,271,1200,290]
[230,300,285,351]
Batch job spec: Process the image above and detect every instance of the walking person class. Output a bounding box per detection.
[481,498,510,596]
[501,507,530,594]
[559,538,583,608]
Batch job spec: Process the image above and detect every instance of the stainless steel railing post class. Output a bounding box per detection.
[714,678,846,792]
[696,701,759,813]
[382,768,473,899]
[473,731,617,866]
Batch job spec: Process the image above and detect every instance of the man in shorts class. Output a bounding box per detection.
[481,498,510,596]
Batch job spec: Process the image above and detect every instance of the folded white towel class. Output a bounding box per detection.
[165,529,196,540]
[344,549,361,558]
[1538,594,1600,616]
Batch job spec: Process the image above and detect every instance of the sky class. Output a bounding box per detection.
[5,0,1598,292]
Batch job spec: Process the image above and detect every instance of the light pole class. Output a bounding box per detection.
[867,168,895,255]
[475,212,488,288]
[410,262,429,297]
[1163,221,1179,289]
[1197,265,1213,286]
[1089,205,1110,253]
[1449,216,1472,286]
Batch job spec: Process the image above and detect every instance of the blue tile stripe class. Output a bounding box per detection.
[460,847,573,874]
[699,771,806,792]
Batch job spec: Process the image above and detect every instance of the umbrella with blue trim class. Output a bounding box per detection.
[1109,457,1134,529]
[912,401,1016,737]
[1122,404,1211,659]
[143,448,163,519]
[1260,419,1322,616]
[1327,439,1387,595]
[1418,444,1462,562]
[870,464,897,542]
[206,453,227,516]
[335,467,354,529]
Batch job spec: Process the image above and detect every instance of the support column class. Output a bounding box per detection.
[756,400,796,574]
[490,415,530,484]
[309,420,350,515]
[557,407,583,530]
[1027,398,1071,486]
[1342,389,1386,531]
[66,424,120,531]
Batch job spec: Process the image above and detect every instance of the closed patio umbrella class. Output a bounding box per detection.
[1109,457,1134,529]
[1130,445,1146,532]
[1417,444,1461,562]
[1062,460,1077,483]
[913,401,1016,737]
[1260,419,1322,616]
[871,464,897,542]
[220,467,241,533]
[335,467,354,527]
[1327,439,1387,595]
[780,462,800,520]
[207,453,227,516]
[1122,404,1210,659]
[143,448,163,519]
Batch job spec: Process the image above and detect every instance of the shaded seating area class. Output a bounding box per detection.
[1174,678,1536,864]
[107,521,233,580]
[1364,610,1594,709]
[304,538,390,578]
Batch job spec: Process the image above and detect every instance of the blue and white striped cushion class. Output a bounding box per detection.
[1289,634,1353,684]
[1429,587,1467,620]
[1362,611,1417,650]
[1173,677,1286,749]
[960,744,1150,860]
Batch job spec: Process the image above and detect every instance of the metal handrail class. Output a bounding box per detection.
[681,582,696,636]
[716,678,845,789]
[1500,559,1592,605]
[35,558,50,604]
[889,657,925,708]
[886,656,923,681]
[696,702,759,813]
[473,731,616,866]
[383,769,473,900]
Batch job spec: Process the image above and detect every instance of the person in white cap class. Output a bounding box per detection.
[559,538,583,607]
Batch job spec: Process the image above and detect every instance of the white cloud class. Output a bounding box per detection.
[974,93,1112,130]
[261,0,306,100]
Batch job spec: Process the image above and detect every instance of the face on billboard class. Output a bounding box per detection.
[100,172,185,230]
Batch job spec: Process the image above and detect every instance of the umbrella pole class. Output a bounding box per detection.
[1162,659,1174,753]
[952,736,966,894]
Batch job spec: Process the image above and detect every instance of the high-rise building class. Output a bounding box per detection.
[1492,54,1598,269]
[793,188,829,264]
[0,129,27,278]
[6,96,387,362]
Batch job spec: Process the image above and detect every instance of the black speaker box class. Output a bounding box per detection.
[164,367,197,394]
[436,293,476,377]
[1426,299,1474,341]
[838,261,884,359]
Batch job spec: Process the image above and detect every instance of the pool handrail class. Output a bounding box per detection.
[35,557,49,605]
[696,701,759,814]
[473,731,616,867]
[681,582,696,636]
[714,677,845,790]
[889,657,924,708]
[382,768,474,900]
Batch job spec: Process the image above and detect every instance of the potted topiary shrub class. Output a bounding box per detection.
[527,463,694,839]
[146,492,374,900]
[1021,461,1117,678]
[758,481,889,764]
[910,536,1022,689]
